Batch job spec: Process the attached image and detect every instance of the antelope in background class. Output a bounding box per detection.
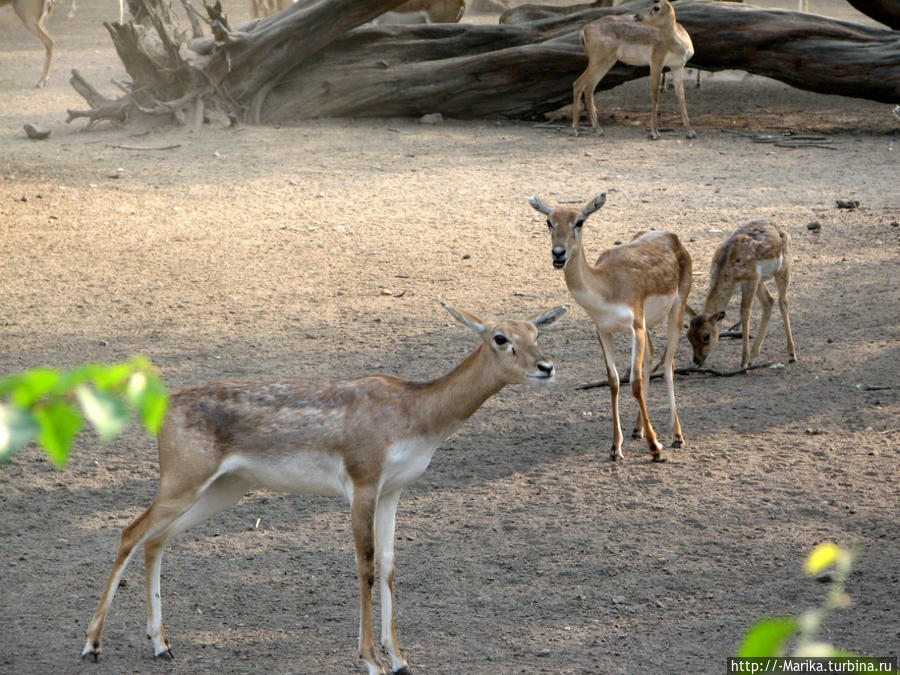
[686,220,797,369]
[529,193,692,462]
[572,0,695,139]
[372,0,466,24]
[2,0,54,87]
[81,302,565,675]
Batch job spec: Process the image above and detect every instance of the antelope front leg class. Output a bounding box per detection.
[630,322,664,461]
[740,278,760,368]
[597,331,624,460]
[352,488,385,675]
[671,67,696,139]
[374,490,412,675]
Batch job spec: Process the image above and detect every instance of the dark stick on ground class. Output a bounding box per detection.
[578,362,776,390]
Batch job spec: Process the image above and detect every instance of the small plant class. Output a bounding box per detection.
[0,356,167,469]
[737,542,896,672]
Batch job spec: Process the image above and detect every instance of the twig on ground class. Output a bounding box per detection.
[105,144,182,151]
[578,362,775,390]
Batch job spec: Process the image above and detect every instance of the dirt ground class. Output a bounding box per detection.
[1,1,898,673]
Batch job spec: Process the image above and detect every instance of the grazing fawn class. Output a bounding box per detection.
[81,303,565,675]
[687,220,797,369]
[573,0,695,140]
[2,0,54,87]
[529,193,692,462]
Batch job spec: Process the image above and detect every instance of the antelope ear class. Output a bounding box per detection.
[527,196,553,215]
[580,193,607,220]
[441,302,488,339]
[529,305,567,330]
[684,304,697,319]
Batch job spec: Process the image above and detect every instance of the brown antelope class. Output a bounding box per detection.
[686,220,796,369]
[573,0,695,140]
[529,193,692,462]
[372,0,466,24]
[2,0,55,87]
[80,302,565,675]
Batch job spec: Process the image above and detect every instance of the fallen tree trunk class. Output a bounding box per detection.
[68,0,900,128]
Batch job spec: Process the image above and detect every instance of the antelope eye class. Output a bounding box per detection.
[546,219,553,230]
[702,334,711,344]
[493,335,508,346]
[574,219,584,229]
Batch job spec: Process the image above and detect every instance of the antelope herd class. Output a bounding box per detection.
[4,0,808,673]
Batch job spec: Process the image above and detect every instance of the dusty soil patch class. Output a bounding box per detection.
[1,1,898,673]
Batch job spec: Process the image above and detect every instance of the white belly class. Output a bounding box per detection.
[571,288,634,333]
[756,256,783,281]
[617,43,654,66]
[643,293,677,329]
[226,451,348,498]
[380,436,444,492]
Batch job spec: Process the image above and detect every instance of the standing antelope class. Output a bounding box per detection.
[81,302,565,675]
[372,0,466,24]
[572,0,695,140]
[529,193,691,462]
[686,220,796,369]
[2,0,54,87]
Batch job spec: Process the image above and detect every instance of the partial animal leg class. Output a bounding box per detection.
[143,474,251,659]
[82,499,186,661]
[671,66,696,138]
[630,319,664,461]
[739,277,760,368]
[375,490,411,675]
[648,61,663,140]
[749,282,775,365]
[14,0,54,87]
[352,486,384,675]
[573,55,616,136]
[774,271,797,363]
[597,330,623,460]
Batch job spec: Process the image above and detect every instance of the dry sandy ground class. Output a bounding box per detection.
[1,1,898,673]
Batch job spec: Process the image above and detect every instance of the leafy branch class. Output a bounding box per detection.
[0,357,167,469]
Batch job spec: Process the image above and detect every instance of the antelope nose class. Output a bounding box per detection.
[537,362,555,376]
[552,247,566,260]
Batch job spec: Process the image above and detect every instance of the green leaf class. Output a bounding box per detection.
[738,617,798,658]
[75,385,129,443]
[10,369,60,408]
[91,363,134,391]
[0,404,41,463]
[33,402,83,469]
[132,374,167,435]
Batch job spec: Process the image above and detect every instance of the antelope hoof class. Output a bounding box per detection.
[649,131,660,141]
[686,130,697,139]
[156,648,174,660]
[789,356,797,363]
[651,454,667,463]
[81,651,100,663]
[632,429,643,440]
[609,446,623,461]
[394,668,413,675]
[672,436,684,449]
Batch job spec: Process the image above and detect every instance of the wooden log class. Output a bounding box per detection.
[261,1,900,121]
[70,0,900,126]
